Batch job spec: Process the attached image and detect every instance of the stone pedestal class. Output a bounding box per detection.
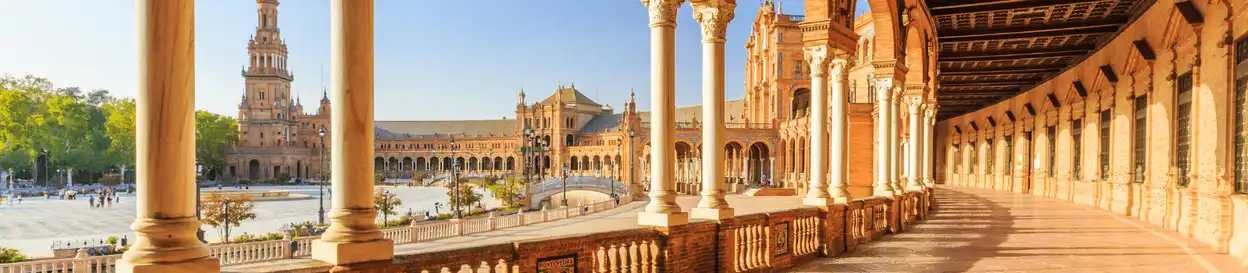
[638,211,689,227]
[311,239,394,266]
[117,258,220,273]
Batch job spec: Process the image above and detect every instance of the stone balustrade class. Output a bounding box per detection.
[0,198,632,271]
[383,189,933,272]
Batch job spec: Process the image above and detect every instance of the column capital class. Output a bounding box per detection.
[804,46,828,76]
[828,58,848,77]
[692,1,735,43]
[905,96,923,110]
[874,78,894,102]
[642,0,686,28]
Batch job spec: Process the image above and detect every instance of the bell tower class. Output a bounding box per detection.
[239,0,296,149]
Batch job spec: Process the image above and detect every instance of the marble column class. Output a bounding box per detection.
[312,0,394,265]
[691,0,734,221]
[827,59,851,202]
[875,79,896,196]
[802,46,832,206]
[907,97,923,191]
[923,107,935,186]
[118,0,219,271]
[890,91,904,194]
[638,0,688,227]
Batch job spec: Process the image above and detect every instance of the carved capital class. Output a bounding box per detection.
[642,0,685,28]
[828,58,848,78]
[804,46,828,76]
[875,78,894,102]
[692,1,734,43]
[905,96,923,111]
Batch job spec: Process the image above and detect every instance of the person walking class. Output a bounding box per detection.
[106,195,112,209]
[89,195,95,209]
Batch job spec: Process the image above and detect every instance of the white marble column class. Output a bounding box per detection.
[923,107,935,186]
[312,0,394,266]
[907,96,923,191]
[874,79,895,196]
[119,1,219,271]
[890,91,904,194]
[828,59,851,202]
[638,0,688,227]
[802,46,832,206]
[692,1,734,220]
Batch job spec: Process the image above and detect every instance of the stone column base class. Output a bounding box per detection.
[803,197,833,206]
[116,257,219,273]
[311,238,394,265]
[691,207,735,220]
[637,211,688,227]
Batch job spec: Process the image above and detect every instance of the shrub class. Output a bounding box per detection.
[0,248,30,264]
[230,232,286,243]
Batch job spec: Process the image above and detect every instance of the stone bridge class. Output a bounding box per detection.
[528,176,630,209]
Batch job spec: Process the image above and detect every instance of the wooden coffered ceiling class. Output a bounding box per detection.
[929,0,1154,120]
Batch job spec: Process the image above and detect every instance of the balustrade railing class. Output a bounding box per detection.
[641,122,774,130]
[1,198,632,270]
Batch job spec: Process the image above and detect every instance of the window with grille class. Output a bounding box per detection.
[969,141,977,175]
[1048,126,1057,177]
[1073,119,1083,180]
[1100,110,1112,181]
[1004,136,1013,176]
[1177,72,1194,187]
[1134,95,1148,183]
[1236,37,1248,193]
[987,139,995,175]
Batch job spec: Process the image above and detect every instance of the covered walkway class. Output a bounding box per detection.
[789,187,1247,273]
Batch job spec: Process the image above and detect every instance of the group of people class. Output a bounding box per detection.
[88,189,120,209]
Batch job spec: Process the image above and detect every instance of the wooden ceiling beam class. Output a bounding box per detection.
[941,81,1038,87]
[940,50,1090,62]
[940,44,1095,59]
[940,22,1123,42]
[940,63,1070,72]
[929,0,1095,16]
[940,67,1062,76]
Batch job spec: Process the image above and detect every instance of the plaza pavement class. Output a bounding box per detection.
[786,186,1248,272]
[0,186,499,257]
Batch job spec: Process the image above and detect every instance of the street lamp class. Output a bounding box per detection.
[451,137,462,219]
[222,197,232,243]
[195,165,205,243]
[560,163,568,207]
[318,127,327,225]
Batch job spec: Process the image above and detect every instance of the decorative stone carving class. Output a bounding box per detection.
[692,1,734,43]
[803,46,828,76]
[641,0,684,27]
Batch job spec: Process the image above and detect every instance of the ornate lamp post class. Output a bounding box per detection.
[628,129,635,191]
[560,164,568,207]
[318,127,327,225]
[523,126,533,202]
[451,136,462,219]
[222,197,232,243]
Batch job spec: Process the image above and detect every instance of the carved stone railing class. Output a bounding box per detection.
[383,189,935,273]
[0,253,121,273]
[209,240,289,266]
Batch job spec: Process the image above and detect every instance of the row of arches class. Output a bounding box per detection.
[374,156,518,172]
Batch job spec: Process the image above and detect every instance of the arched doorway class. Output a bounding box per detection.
[724,142,745,183]
[791,88,811,118]
[416,157,427,171]
[749,142,771,185]
[296,161,303,179]
[248,159,261,181]
[374,157,384,172]
[402,157,413,171]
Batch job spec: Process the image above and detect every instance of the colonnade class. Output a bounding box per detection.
[119,0,395,269]
[872,80,937,197]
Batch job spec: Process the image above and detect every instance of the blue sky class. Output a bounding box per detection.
[0,1,866,121]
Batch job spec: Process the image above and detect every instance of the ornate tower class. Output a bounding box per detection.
[239,0,296,148]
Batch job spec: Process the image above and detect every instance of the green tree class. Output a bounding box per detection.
[195,111,239,180]
[446,179,482,212]
[200,193,257,243]
[0,247,29,264]
[487,176,526,208]
[373,190,402,224]
[102,98,136,182]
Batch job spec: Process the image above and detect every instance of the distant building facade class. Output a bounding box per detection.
[226,1,880,195]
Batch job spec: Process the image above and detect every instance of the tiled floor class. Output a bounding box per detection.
[788,186,1247,273]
